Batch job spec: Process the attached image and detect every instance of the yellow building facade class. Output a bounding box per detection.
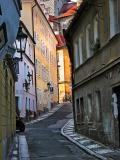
[57,47,72,103]
[33,4,58,113]
[21,0,58,113]
[0,60,16,160]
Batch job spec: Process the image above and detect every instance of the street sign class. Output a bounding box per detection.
[50,87,54,94]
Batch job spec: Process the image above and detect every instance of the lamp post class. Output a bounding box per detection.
[15,25,28,61]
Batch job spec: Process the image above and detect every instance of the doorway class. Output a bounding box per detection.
[113,86,120,146]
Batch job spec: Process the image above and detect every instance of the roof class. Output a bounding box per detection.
[64,1,88,62]
[56,34,66,48]
[49,2,77,22]
[60,2,77,14]
[65,1,87,36]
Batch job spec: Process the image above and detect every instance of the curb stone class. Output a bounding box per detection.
[61,119,120,160]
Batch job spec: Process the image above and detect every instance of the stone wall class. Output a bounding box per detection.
[0,61,16,159]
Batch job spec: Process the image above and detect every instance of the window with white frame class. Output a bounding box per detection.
[94,15,99,43]
[109,0,118,38]
[87,94,92,121]
[79,35,83,64]
[86,24,91,58]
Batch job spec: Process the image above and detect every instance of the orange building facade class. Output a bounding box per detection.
[57,46,72,103]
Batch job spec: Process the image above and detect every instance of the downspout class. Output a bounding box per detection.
[56,49,60,103]
[32,3,38,116]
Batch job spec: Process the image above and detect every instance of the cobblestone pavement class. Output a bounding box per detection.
[24,103,99,160]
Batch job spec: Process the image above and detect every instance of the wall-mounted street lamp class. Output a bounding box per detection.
[15,25,28,61]
[27,71,33,83]
[47,82,51,90]
[23,71,33,92]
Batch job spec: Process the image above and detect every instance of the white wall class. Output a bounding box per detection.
[15,34,36,118]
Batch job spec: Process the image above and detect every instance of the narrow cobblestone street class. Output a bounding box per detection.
[25,103,99,160]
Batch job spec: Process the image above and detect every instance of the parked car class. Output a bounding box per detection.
[16,114,25,132]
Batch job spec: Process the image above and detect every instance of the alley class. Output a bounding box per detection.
[25,103,99,160]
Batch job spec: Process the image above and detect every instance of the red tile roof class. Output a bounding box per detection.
[60,2,77,14]
[49,3,77,22]
[56,34,66,48]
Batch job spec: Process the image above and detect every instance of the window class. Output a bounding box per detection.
[15,61,19,74]
[29,44,32,57]
[80,97,84,122]
[87,94,92,121]
[24,62,26,79]
[86,24,91,58]
[76,98,80,122]
[33,100,35,111]
[32,70,33,85]
[36,59,40,76]
[74,40,79,68]
[94,15,99,43]
[79,36,83,64]
[27,66,29,79]
[16,96,19,114]
[29,98,30,111]
[0,5,2,15]
[95,91,102,121]
[109,0,118,38]
[25,97,28,110]
[42,65,46,81]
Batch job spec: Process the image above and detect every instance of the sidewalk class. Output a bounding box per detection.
[61,119,120,160]
[26,103,63,125]
[9,103,63,160]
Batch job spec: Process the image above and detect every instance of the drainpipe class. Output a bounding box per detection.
[32,3,38,117]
